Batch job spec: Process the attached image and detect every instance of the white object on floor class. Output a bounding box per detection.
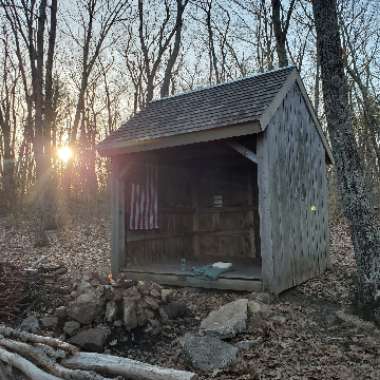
[212,262,232,269]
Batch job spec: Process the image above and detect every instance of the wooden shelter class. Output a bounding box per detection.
[98,66,333,294]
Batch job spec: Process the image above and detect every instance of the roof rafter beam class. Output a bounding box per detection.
[227,141,258,164]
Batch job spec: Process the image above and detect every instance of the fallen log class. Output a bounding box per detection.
[0,325,77,354]
[0,326,198,380]
[0,338,112,380]
[0,346,61,380]
[63,352,198,380]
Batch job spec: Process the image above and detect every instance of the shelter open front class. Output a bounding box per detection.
[122,140,263,291]
[104,67,330,294]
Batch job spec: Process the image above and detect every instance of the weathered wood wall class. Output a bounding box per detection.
[258,83,328,293]
[124,150,260,267]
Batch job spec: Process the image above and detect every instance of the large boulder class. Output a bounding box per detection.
[69,326,111,352]
[182,334,239,371]
[200,299,248,339]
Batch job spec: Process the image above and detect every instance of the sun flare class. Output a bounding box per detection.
[57,146,73,164]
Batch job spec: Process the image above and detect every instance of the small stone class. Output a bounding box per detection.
[144,307,155,321]
[247,300,269,318]
[161,289,173,303]
[103,285,114,300]
[63,321,81,337]
[161,302,189,319]
[82,273,92,282]
[105,301,118,322]
[69,326,111,352]
[123,286,142,302]
[145,319,161,336]
[76,291,98,304]
[183,334,239,371]
[113,288,126,301]
[136,307,148,327]
[150,288,161,299]
[137,281,151,295]
[20,316,40,333]
[40,316,58,329]
[66,302,98,325]
[76,280,92,293]
[236,339,257,351]
[271,315,287,324]
[159,307,169,321]
[145,296,160,310]
[113,320,123,327]
[250,292,273,304]
[123,300,138,330]
[200,299,248,339]
[55,306,67,319]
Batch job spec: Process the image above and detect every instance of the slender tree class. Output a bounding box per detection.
[160,0,189,98]
[0,28,18,212]
[271,0,296,67]
[313,0,380,308]
[1,0,58,244]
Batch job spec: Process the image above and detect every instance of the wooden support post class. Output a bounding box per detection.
[111,158,126,276]
[191,171,200,257]
[257,134,274,292]
[227,141,258,163]
[247,172,256,258]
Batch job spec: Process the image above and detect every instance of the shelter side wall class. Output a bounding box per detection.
[261,83,328,293]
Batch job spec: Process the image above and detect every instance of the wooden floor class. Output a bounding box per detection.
[122,257,262,291]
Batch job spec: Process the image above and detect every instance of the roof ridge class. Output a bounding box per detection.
[152,65,296,103]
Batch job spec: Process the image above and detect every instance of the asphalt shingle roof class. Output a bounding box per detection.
[98,66,296,153]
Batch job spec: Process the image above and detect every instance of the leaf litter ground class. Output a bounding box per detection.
[0,213,379,379]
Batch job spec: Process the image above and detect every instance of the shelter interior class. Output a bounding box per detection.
[122,135,262,287]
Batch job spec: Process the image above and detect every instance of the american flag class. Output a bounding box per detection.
[129,165,159,230]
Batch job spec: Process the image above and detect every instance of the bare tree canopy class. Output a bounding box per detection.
[0,0,379,312]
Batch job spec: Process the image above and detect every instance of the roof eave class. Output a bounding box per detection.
[97,121,262,157]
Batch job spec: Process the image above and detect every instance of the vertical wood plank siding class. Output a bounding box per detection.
[259,83,328,293]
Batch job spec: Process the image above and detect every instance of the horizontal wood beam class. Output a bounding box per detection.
[122,271,263,292]
[227,142,258,163]
[127,228,253,242]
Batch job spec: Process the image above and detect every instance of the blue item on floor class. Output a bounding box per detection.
[191,264,232,280]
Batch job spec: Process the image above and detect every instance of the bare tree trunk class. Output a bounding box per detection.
[314,52,320,115]
[271,0,296,67]
[271,0,287,67]
[0,34,17,213]
[1,132,15,213]
[313,0,380,308]
[160,0,188,98]
[204,0,220,83]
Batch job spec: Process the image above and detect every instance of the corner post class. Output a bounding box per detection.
[111,157,125,276]
[257,133,275,292]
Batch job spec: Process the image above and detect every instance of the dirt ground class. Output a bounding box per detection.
[1,211,380,380]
